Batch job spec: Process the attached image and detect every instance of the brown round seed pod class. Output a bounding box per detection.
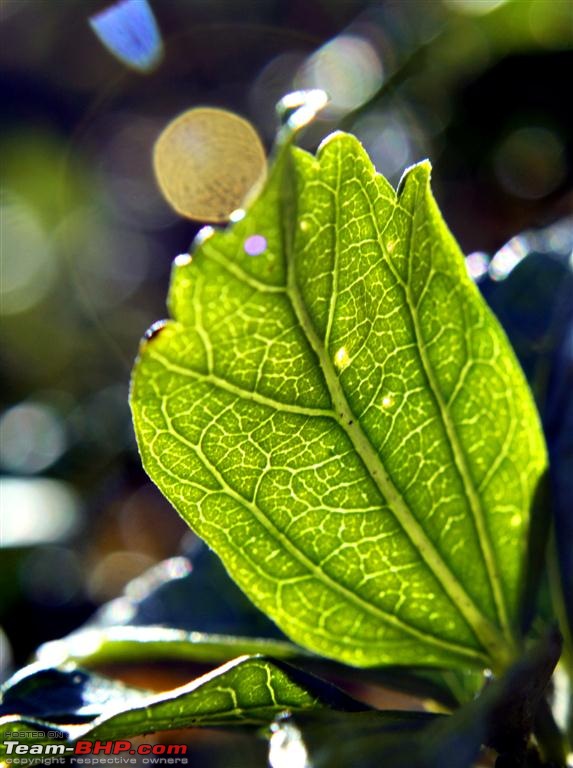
[153,107,267,222]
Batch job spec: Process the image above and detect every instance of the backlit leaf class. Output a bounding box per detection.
[131,127,547,670]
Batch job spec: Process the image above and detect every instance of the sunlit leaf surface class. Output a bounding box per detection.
[131,129,547,670]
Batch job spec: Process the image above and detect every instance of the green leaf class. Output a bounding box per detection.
[36,626,309,667]
[130,128,546,670]
[87,656,365,738]
[0,655,366,760]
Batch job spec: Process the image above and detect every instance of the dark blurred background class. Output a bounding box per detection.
[1,0,572,678]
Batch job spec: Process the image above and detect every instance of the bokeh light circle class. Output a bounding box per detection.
[352,110,414,179]
[444,0,509,16]
[295,35,383,116]
[153,107,267,222]
[1,196,56,316]
[493,126,566,200]
[0,402,66,474]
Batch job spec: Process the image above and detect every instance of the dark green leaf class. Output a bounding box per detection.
[0,655,367,763]
[268,630,563,768]
[268,710,442,768]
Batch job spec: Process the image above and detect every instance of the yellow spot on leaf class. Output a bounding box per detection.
[334,347,350,370]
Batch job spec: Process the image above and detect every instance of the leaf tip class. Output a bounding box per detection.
[316,130,363,159]
[397,159,433,197]
[317,129,344,151]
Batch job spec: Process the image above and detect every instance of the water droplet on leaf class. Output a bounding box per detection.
[229,209,246,223]
[174,253,192,268]
[191,226,215,252]
[144,319,168,343]
[466,252,490,281]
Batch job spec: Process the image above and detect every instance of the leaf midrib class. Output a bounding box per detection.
[283,147,512,666]
[153,393,487,665]
[147,144,513,668]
